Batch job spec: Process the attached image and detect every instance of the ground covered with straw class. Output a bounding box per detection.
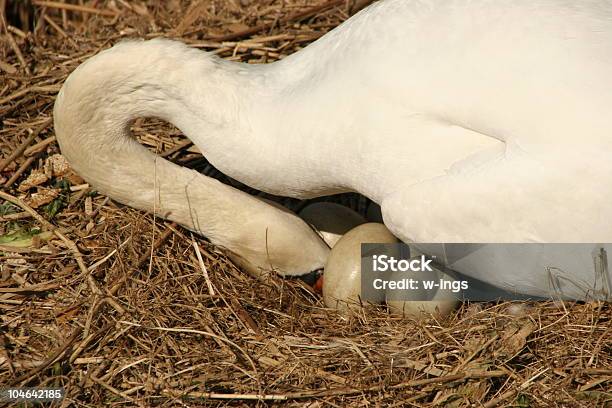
[0,1,610,406]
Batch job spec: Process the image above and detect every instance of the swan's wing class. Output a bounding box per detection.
[380,142,612,243]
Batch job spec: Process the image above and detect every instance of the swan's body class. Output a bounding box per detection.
[54,0,612,297]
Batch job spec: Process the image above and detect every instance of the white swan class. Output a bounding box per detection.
[54,0,612,298]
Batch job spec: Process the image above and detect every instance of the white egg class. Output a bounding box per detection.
[323,223,397,311]
[386,247,459,319]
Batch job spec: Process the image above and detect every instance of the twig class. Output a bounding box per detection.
[230,298,262,336]
[482,368,550,408]
[109,222,176,296]
[0,85,60,106]
[0,118,51,173]
[580,368,612,375]
[69,320,116,364]
[4,29,30,75]
[0,245,53,254]
[204,0,344,42]
[393,358,448,377]
[11,328,82,385]
[24,136,57,157]
[192,234,215,295]
[0,211,32,221]
[453,334,499,373]
[43,15,79,48]
[4,155,37,188]
[162,389,286,401]
[90,375,143,406]
[118,321,258,374]
[6,25,26,39]
[34,5,48,35]
[87,196,109,219]
[136,222,176,269]
[0,59,16,74]
[0,283,59,294]
[32,1,118,17]
[162,371,508,401]
[160,139,193,158]
[578,376,611,392]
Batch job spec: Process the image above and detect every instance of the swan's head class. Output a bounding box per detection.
[217,197,331,281]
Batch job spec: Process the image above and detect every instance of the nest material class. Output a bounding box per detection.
[0,1,610,406]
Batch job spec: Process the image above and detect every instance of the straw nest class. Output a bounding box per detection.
[0,1,610,406]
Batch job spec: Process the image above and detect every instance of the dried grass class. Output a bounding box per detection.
[0,1,610,406]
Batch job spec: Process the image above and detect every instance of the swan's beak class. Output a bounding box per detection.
[314,274,324,294]
[297,268,324,292]
[297,202,369,294]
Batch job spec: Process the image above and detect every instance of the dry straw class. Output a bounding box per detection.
[0,1,610,406]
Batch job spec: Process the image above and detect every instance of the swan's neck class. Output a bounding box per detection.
[53,39,331,275]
